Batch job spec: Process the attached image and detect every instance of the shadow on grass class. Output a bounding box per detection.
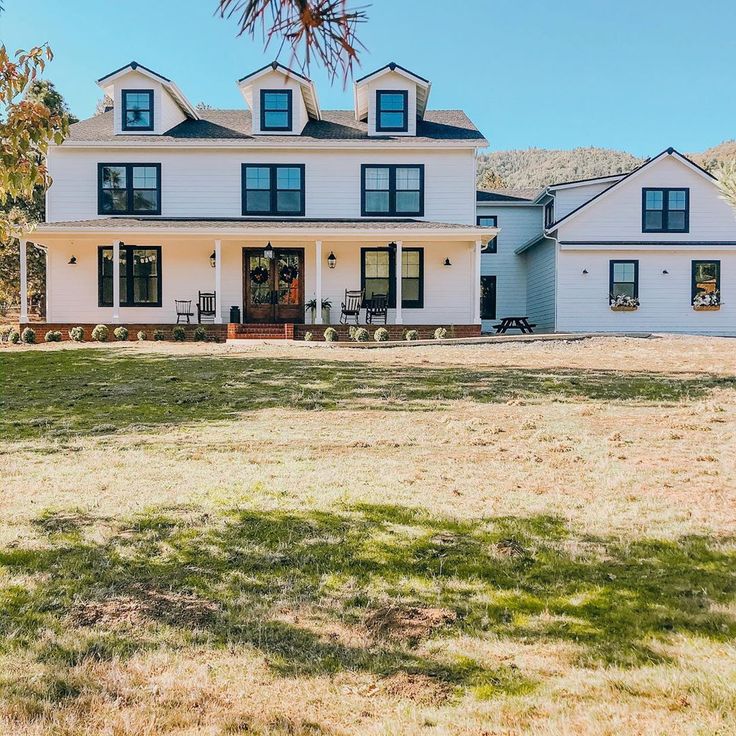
[0,503,734,716]
[1,349,734,440]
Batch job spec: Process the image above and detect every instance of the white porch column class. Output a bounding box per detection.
[394,240,403,325]
[474,240,482,324]
[214,239,223,324]
[112,240,121,323]
[315,240,323,325]
[19,240,28,324]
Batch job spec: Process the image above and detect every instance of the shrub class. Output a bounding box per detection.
[354,327,369,342]
[92,324,109,342]
[69,326,85,342]
[153,329,165,341]
[44,330,62,342]
[324,327,338,342]
[434,327,448,340]
[0,324,13,342]
[113,326,129,341]
[21,327,36,344]
[405,329,419,341]
[304,331,313,341]
[137,330,147,341]
[374,327,389,342]
[8,329,20,344]
[172,325,186,342]
[194,326,207,341]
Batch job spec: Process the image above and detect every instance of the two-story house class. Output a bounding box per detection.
[477,148,736,335]
[23,60,494,338]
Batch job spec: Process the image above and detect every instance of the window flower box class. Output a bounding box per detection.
[692,290,720,311]
[610,305,639,312]
[609,295,640,312]
[693,305,720,312]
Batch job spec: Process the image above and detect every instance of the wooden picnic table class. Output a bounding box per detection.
[493,316,536,334]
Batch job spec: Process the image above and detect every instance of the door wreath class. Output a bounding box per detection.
[250,265,269,284]
[279,264,299,284]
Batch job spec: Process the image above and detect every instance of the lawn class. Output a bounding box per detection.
[0,335,735,735]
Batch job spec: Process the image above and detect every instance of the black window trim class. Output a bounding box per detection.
[121,89,154,132]
[544,200,555,229]
[477,215,498,254]
[360,246,424,309]
[609,259,639,299]
[480,274,497,320]
[375,89,409,133]
[97,244,162,308]
[260,88,293,132]
[691,259,720,303]
[642,187,690,233]
[360,163,425,217]
[241,163,306,217]
[97,162,162,216]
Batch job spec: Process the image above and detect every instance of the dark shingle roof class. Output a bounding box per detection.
[476,188,540,203]
[65,109,486,145]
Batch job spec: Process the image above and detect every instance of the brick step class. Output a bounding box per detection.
[228,323,293,340]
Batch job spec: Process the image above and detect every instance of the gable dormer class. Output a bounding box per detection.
[354,62,431,137]
[238,62,321,135]
[97,61,198,135]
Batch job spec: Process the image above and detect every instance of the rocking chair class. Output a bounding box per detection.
[365,293,388,325]
[339,289,364,325]
[197,291,216,323]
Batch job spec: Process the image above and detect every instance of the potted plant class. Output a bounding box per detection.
[305,298,333,324]
[693,290,720,311]
[609,295,640,312]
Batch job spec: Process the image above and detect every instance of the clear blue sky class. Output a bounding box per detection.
[1,0,734,156]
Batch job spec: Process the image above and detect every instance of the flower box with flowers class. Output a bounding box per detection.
[692,290,720,311]
[609,295,640,312]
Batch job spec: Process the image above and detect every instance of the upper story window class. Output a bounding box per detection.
[376,90,408,132]
[121,90,154,131]
[242,164,305,216]
[260,89,293,131]
[544,200,555,228]
[98,163,161,215]
[361,164,424,217]
[477,215,498,253]
[643,188,689,232]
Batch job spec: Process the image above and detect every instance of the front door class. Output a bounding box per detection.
[243,248,304,323]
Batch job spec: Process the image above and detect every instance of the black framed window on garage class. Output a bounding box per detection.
[692,260,720,302]
[98,163,161,215]
[477,215,498,253]
[642,188,689,232]
[242,164,305,216]
[361,164,424,216]
[360,246,424,308]
[609,260,639,300]
[260,89,293,131]
[98,245,162,307]
[376,90,408,132]
[480,275,496,320]
[121,89,154,131]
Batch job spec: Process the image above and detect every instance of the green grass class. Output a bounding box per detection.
[1,348,733,440]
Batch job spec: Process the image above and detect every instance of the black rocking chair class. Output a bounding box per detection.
[340,289,364,325]
[175,299,194,324]
[197,291,216,323]
[365,293,388,325]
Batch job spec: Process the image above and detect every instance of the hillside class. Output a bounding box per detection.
[478,141,736,190]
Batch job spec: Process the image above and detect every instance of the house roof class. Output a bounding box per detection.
[237,61,321,120]
[477,188,540,203]
[545,147,717,233]
[63,108,487,146]
[354,62,432,121]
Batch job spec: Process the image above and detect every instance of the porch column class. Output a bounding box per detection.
[315,240,323,325]
[474,240,482,324]
[214,239,223,324]
[19,240,28,323]
[394,240,403,325]
[112,240,121,323]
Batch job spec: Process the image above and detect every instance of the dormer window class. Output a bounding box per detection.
[260,89,292,131]
[642,188,689,232]
[376,90,408,132]
[122,90,154,131]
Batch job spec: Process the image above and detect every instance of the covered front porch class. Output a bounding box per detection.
[24,218,496,337]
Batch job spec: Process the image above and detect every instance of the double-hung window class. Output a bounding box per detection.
[361,164,424,217]
[609,260,639,300]
[242,164,305,216]
[260,90,292,131]
[98,163,161,215]
[477,215,498,253]
[692,260,720,306]
[98,245,162,307]
[642,188,689,232]
[361,247,424,308]
[376,90,408,132]
[121,90,154,131]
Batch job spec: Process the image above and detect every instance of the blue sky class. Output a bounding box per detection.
[2,0,734,156]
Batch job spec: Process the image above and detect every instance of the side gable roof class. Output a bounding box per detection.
[477,188,540,203]
[545,148,717,233]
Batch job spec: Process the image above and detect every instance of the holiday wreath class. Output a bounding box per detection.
[279,264,299,283]
[250,265,269,284]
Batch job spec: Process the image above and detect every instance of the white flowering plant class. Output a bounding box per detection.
[609,294,640,308]
[692,290,720,307]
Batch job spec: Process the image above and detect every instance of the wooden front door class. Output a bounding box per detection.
[243,248,304,323]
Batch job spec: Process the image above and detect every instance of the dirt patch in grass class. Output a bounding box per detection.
[366,605,458,644]
[380,671,453,703]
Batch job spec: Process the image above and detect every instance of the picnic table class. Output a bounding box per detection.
[493,316,536,334]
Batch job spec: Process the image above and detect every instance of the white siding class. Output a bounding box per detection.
[553,180,619,220]
[47,147,477,224]
[524,238,556,332]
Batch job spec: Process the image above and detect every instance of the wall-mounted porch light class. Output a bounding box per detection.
[327,251,336,269]
[662,269,669,274]
[263,241,274,259]
[209,251,216,268]
[68,256,77,265]
[582,268,589,274]
[443,257,452,266]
